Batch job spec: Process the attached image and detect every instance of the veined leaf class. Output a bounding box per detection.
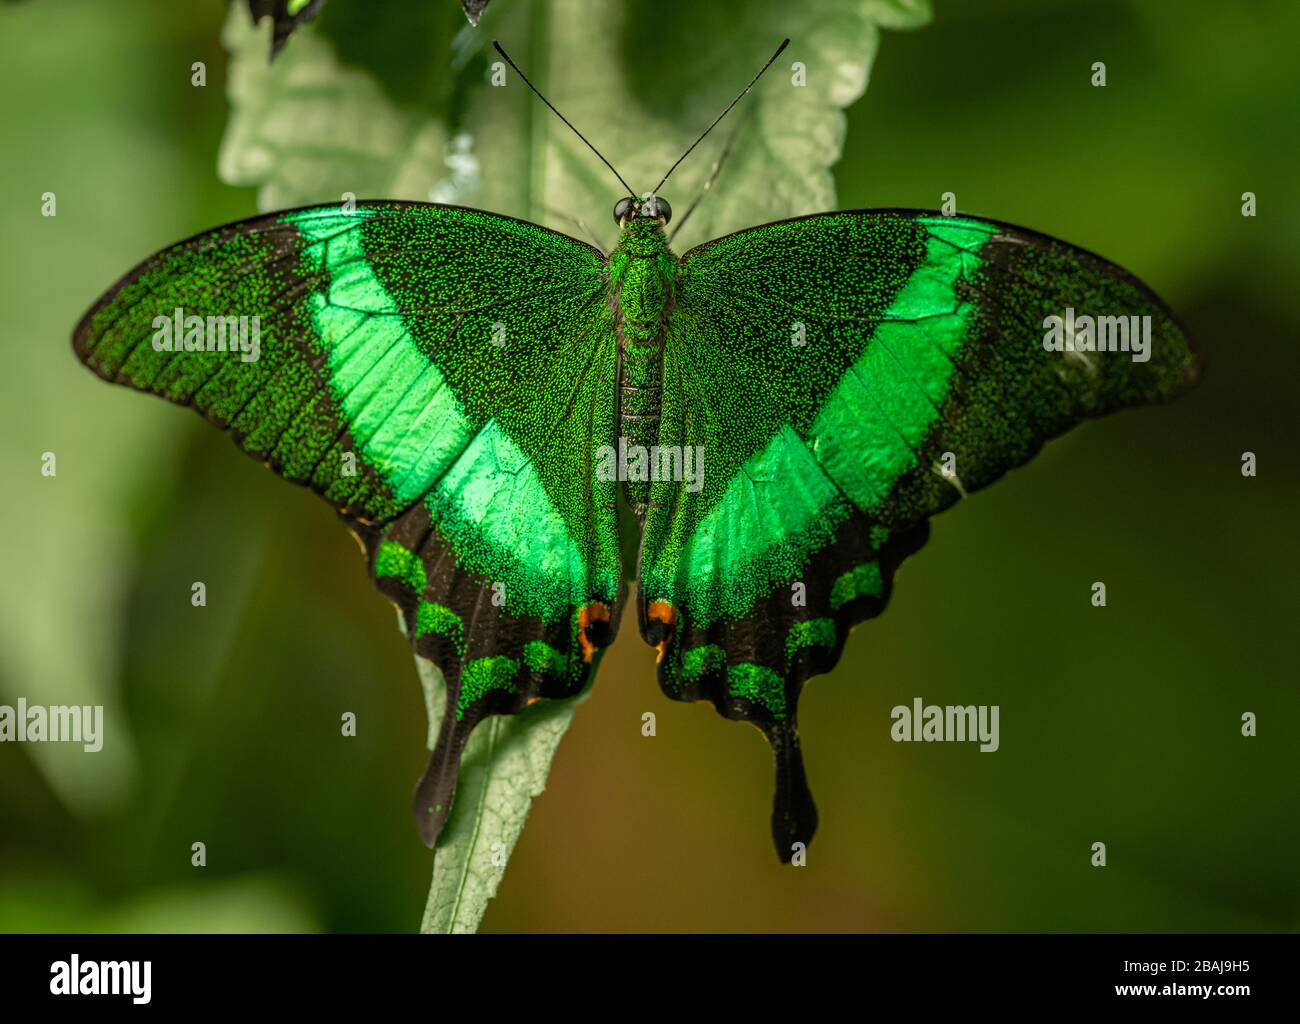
[473,0,932,249]
[220,0,932,245]
[411,649,590,934]
[220,7,451,208]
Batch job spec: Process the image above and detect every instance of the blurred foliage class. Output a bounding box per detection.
[0,0,1296,933]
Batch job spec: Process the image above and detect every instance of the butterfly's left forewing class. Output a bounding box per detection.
[75,200,624,845]
[641,210,1197,859]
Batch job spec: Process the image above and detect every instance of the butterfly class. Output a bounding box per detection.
[73,40,1196,862]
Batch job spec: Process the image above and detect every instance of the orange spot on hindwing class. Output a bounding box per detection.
[647,600,677,664]
[577,603,613,663]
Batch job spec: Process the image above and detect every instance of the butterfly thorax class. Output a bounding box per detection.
[608,221,677,517]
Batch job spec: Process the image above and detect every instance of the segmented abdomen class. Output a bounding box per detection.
[618,336,663,515]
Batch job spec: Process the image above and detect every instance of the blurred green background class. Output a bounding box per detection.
[1,0,1296,933]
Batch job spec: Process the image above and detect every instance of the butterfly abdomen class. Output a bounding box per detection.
[610,234,676,517]
[617,340,662,515]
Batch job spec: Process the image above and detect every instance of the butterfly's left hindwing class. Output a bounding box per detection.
[74,200,624,846]
[641,210,1197,860]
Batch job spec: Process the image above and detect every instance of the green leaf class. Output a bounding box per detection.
[471,0,933,249]
[217,0,929,932]
[219,7,451,208]
[411,651,590,934]
[219,1,932,245]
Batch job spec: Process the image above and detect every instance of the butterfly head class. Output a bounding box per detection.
[614,193,672,229]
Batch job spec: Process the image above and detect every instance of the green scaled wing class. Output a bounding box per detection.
[73,200,625,846]
[639,210,1197,861]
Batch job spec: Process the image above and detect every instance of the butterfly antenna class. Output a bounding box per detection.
[493,41,636,197]
[652,38,789,195]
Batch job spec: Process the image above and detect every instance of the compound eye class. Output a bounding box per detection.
[613,196,636,224]
[648,195,671,224]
